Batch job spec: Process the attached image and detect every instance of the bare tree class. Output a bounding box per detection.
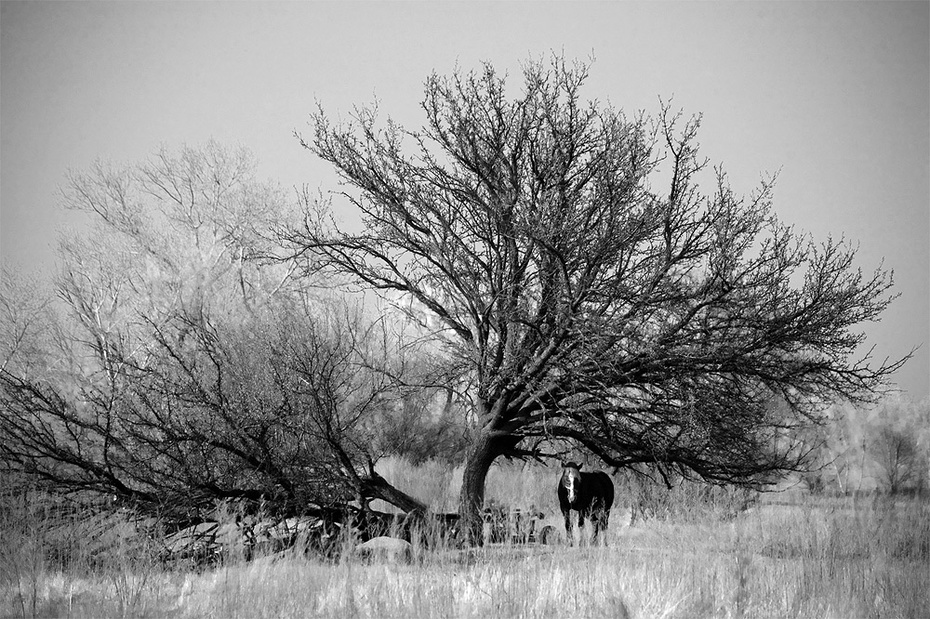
[870,427,920,494]
[286,56,906,537]
[0,143,426,518]
[866,397,929,495]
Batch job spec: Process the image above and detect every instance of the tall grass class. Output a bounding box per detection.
[2,460,928,618]
[0,484,178,618]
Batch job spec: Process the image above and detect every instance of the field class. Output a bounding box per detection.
[2,459,928,619]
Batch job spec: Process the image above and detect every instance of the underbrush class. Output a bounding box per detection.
[2,460,928,618]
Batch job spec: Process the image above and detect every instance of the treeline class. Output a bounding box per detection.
[802,395,930,495]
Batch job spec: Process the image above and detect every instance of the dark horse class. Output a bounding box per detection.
[558,462,614,543]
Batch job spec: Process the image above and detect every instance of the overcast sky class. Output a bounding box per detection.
[1,1,927,399]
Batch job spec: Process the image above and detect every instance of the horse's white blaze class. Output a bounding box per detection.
[562,468,581,503]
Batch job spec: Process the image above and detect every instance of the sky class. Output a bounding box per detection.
[1,1,928,399]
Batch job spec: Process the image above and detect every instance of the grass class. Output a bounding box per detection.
[2,460,928,618]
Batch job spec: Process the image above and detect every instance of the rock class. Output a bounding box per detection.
[354,536,412,562]
[538,524,559,545]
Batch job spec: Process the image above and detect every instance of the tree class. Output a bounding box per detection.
[286,56,906,537]
[0,143,427,518]
[866,396,929,495]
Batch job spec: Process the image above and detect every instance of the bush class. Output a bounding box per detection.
[615,469,758,524]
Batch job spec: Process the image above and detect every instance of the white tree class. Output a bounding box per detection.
[0,143,428,518]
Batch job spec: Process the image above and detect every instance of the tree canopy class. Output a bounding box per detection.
[287,56,905,526]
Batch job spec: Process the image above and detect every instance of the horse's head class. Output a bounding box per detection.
[560,462,583,503]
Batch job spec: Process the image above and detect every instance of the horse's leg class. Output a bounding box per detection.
[562,510,573,545]
[589,510,599,544]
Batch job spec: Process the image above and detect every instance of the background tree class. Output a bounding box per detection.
[0,143,428,518]
[287,56,906,535]
[865,396,929,495]
[798,395,929,496]
[374,384,471,465]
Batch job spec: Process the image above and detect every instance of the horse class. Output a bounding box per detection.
[558,462,615,544]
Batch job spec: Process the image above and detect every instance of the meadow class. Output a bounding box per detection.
[2,458,927,619]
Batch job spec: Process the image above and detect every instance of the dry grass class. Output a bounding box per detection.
[2,461,928,619]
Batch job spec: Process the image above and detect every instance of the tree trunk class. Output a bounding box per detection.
[458,428,500,545]
[361,471,427,514]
